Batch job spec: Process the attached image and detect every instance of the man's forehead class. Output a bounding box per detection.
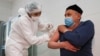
[65,9,79,14]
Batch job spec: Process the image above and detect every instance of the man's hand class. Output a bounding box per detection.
[61,41,80,52]
[58,25,72,33]
[58,25,68,33]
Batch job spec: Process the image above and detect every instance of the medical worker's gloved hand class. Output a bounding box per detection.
[47,24,53,31]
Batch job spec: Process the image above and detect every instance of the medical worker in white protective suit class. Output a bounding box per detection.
[5,1,54,56]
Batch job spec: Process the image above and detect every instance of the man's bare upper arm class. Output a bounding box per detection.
[50,30,59,42]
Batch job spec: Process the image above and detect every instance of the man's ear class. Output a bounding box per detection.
[77,13,81,20]
[64,13,66,17]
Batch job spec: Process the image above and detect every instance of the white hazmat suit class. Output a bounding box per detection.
[5,1,53,56]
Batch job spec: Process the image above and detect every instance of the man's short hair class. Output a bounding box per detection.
[66,4,83,14]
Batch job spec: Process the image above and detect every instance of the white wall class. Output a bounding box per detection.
[0,0,13,21]
[5,0,100,56]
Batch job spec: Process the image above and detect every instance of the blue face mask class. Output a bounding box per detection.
[64,17,74,27]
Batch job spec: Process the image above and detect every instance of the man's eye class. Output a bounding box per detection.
[67,14,70,16]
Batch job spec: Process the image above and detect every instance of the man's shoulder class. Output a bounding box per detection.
[81,20,94,26]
